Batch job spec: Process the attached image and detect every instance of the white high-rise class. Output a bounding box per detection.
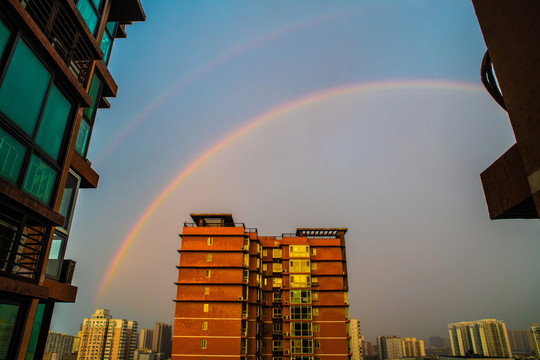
[448,319,512,358]
[350,319,363,360]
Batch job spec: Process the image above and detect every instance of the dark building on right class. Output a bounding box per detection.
[472,1,540,220]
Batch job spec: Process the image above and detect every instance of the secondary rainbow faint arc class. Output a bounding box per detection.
[95,79,484,304]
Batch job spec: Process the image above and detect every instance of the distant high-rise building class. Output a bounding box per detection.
[377,336,403,360]
[173,213,351,359]
[152,322,172,357]
[351,319,363,360]
[507,329,533,353]
[448,319,512,358]
[402,337,425,358]
[531,324,540,356]
[44,331,76,359]
[139,328,154,349]
[77,309,138,360]
[363,341,373,357]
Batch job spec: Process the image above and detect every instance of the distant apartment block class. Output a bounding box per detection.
[402,337,425,358]
[139,328,154,349]
[152,322,172,357]
[531,324,540,356]
[377,336,403,360]
[173,213,351,360]
[507,329,533,353]
[77,309,138,360]
[350,319,363,360]
[448,319,512,358]
[44,331,76,359]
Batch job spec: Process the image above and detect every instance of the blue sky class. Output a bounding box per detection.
[50,1,540,341]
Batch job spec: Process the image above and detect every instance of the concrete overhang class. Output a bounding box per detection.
[109,0,146,22]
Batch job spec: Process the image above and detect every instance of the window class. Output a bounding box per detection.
[200,339,207,349]
[243,269,248,283]
[205,269,211,278]
[290,306,311,320]
[201,321,208,330]
[312,308,319,317]
[45,232,67,280]
[344,292,348,304]
[76,0,104,35]
[262,308,267,316]
[272,277,282,288]
[0,301,23,359]
[206,253,212,261]
[100,22,117,64]
[204,286,210,295]
[311,262,317,270]
[290,260,310,273]
[291,339,313,354]
[273,323,282,334]
[75,74,103,157]
[311,248,317,255]
[25,302,46,360]
[273,292,282,302]
[311,277,319,286]
[207,237,213,245]
[263,263,268,271]
[312,292,319,301]
[203,304,209,312]
[290,274,311,288]
[57,171,80,232]
[272,263,282,272]
[0,35,74,205]
[273,248,282,258]
[273,340,283,351]
[263,249,267,256]
[290,290,311,304]
[291,322,312,337]
[272,308,282,318]
[262,293,267,301]
[313,324,320,332]
[289,245,310,258]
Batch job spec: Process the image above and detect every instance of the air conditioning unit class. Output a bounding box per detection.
[60,259,76,284]
[282,269,287,273]
[282,315,288,320]
[238,296,244,301]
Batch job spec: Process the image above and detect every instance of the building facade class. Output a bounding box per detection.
[44,331,76,359]
[401,338,425,359]
[0,1,144,359]
[507,329,533,354]
[531,324,540,356]
[77,309,138,360]
[172,213,351,360]
[139,328,153,350]
[350,319,363,360]
[377,336,403,360]
[152,322,172,358]
[448,319,512,358]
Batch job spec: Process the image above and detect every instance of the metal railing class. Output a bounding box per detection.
[21,0,95,86]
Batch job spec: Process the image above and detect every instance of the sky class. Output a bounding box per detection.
[50,1,540,342]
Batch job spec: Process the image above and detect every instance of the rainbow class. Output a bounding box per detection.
[94,79,485,304]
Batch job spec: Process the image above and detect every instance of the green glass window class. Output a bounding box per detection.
[58,172,80,231]
[46,233,65,279]
[0,302,21,359]
[0,40,51,136]
[0,19,11,59]
[23,155,57,204]
[100,22,116,64]
[77,0,99,35]
[36,85,71,160]
[25,303,45,360]
[83,75,102,121]
[74,119,91,156]
[0,128,27,184]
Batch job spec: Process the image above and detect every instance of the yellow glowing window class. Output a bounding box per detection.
[313,308,319,316]
[263,264,268,271]
[204,286,210,295]
[289,245,310,258]
[273,248,282,258]
[311,262,317,270]
[263,249,267,256]
[203,304,209,312]
[272,278,282,287]
[314,323,320,332]
[272,263,282,272]
[290,274,311,288]
[311,248,317,255]
[206,253,212,261]
[205,269,211,278]
[207,238,213,245]
[202,321,208,330]
[290,260,310,273]
[344,292,348,304]
[201,339,207,349]
[312,292,319,301]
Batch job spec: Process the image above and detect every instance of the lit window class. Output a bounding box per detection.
[289,245,310,258]
[263,249,267,256]
[263,264,268,271]
[203,304,209,312]
[272,263,282,272]
[312,292,319,301]
[273,248,282,258]
[206,253,212,261]
[313,308,319,316]
[204,286,210,295]
[290,260,310,273]
[344,292,348,304]
[290,290,311,304]
[290,274,311,288]
[201,339,207,349]
[207,238,213,245]
[314,324,320,332]
[311,248,317,255]
[205,270,211,278]
[202,321,208,330]
[311,262,317,270]
[272,278,282,288]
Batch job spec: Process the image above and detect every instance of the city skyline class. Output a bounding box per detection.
[50,0,539,341]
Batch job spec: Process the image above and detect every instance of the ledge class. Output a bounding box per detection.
[42,278,78,303]
[70,152,99,189]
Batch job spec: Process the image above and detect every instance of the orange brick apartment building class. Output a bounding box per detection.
[173,214,351,360]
